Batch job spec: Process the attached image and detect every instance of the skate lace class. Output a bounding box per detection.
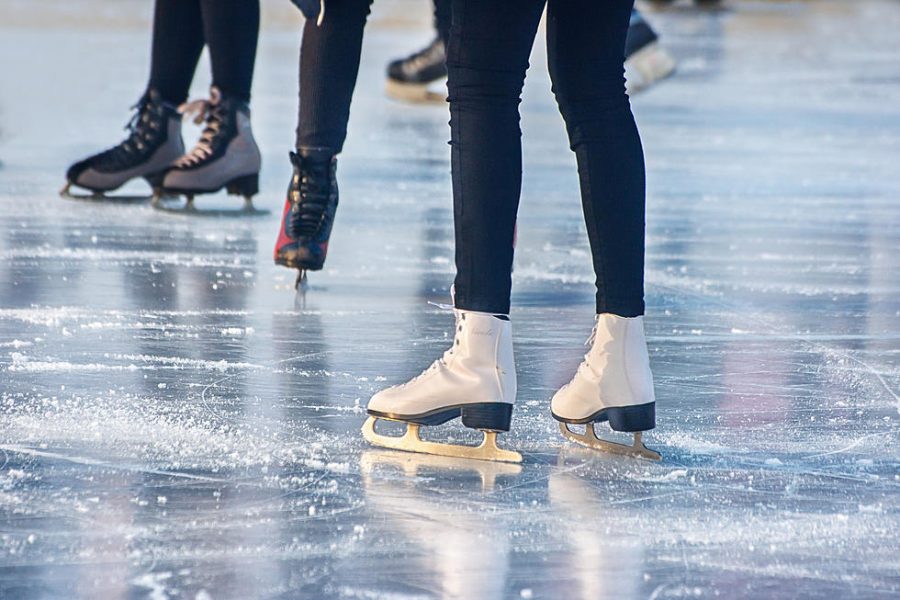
[401,37,444,73]
[174,88,226,168]
[92,94,161,170]
[398,304,461,387]
[290,154,334,238]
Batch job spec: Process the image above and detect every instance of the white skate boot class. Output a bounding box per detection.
[551,314,661,460]
[363,309,521,463]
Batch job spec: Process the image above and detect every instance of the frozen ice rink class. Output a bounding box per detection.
[1,0,898,598]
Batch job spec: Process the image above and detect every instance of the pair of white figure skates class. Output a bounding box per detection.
[363,309,660,463]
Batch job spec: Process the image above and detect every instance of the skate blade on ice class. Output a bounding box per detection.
[151,195,270,218]
[385,78,447,104]
[362,416,522,464]
[359,449,521,491]
[559,422,661,461]
[60,182,155,204]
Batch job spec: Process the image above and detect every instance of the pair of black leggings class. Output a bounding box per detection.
[148,0,259,104]
[448,0,646,317]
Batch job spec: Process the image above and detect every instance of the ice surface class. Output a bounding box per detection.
[0,0,898,598]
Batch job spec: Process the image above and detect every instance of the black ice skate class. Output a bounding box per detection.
[61,88,183,202]
[385,36,447,104]
[153,86,264,217]
[273,149,339,291]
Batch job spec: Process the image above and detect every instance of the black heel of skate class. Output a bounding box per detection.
[607,402,656,433]
[226,173,259,197]
[461,403,513,432]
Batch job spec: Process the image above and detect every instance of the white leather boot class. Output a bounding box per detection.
[551,314,660,460]
[363,309,521,463]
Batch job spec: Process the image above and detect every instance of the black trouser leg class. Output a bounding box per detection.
[295,0,373,152]
[200,0,260,103]
[433,0,452,47]
[149,0,205,105]
[448,0,544,314]
[547,0,645,316]
[449,0,646,317]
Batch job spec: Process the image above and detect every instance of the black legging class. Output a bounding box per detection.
[448,0,646,317]
[149,0,259,105]
[295,0,373,152]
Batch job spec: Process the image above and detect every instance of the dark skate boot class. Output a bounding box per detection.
[625,11,676,94]
[62,88,183,202]
[385,36,447,104]
[273,148,339,290]
[155,86,264,216]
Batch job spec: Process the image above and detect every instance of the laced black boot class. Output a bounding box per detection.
[62,87,183,199]
[385,36,447,103]
[158,86,261,212]
[274,148,339,290]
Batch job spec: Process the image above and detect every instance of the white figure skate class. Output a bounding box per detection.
[551,314,661,460]
[363,309,521,463]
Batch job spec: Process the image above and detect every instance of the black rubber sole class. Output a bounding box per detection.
[368,402,513,432]
[552,402,655,433]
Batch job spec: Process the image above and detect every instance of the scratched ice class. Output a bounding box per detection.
[0,1,898,598]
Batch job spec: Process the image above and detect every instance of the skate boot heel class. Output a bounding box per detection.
[461,403,513,432]
[607,402,656,432]
[226,173,259,197]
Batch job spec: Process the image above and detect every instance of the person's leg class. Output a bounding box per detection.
[448,0,546,314]
[547,0,658,459]
[434,0,452,46]
[199,0,260,103]
[547,0,646,317]
[276,0,373,285]
[295,0,373,153]
[149,0,205,104]
[158,1,262,208]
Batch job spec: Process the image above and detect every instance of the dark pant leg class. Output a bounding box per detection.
[448,0,545,314]
[199,0,260,103]
[295,0,373,152]
[433,0,452,46]
[547,0,646,317]
[149,0,205,105]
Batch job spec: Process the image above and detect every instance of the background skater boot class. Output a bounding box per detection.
[273,148,339,290]
[385,36,447,103]
[157,86,262,214]
[624,11,676,94]
[62,88,183,201]
[363,309,521,463]
[551,314,661,460]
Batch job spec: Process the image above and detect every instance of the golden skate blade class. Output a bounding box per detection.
[362,417,522,464]
[559,423,661,461]
[384,79,447,104]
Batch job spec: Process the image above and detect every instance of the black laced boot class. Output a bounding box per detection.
[63,87,183,197]
[160,86,261,207]
[274,148,339,289]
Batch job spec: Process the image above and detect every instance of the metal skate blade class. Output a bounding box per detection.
[559,423,661,461]
[362,416,522,464]
[60,183,152,204]
[385,79,447,105]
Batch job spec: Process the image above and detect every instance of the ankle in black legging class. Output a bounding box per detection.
[149,0,259,105]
